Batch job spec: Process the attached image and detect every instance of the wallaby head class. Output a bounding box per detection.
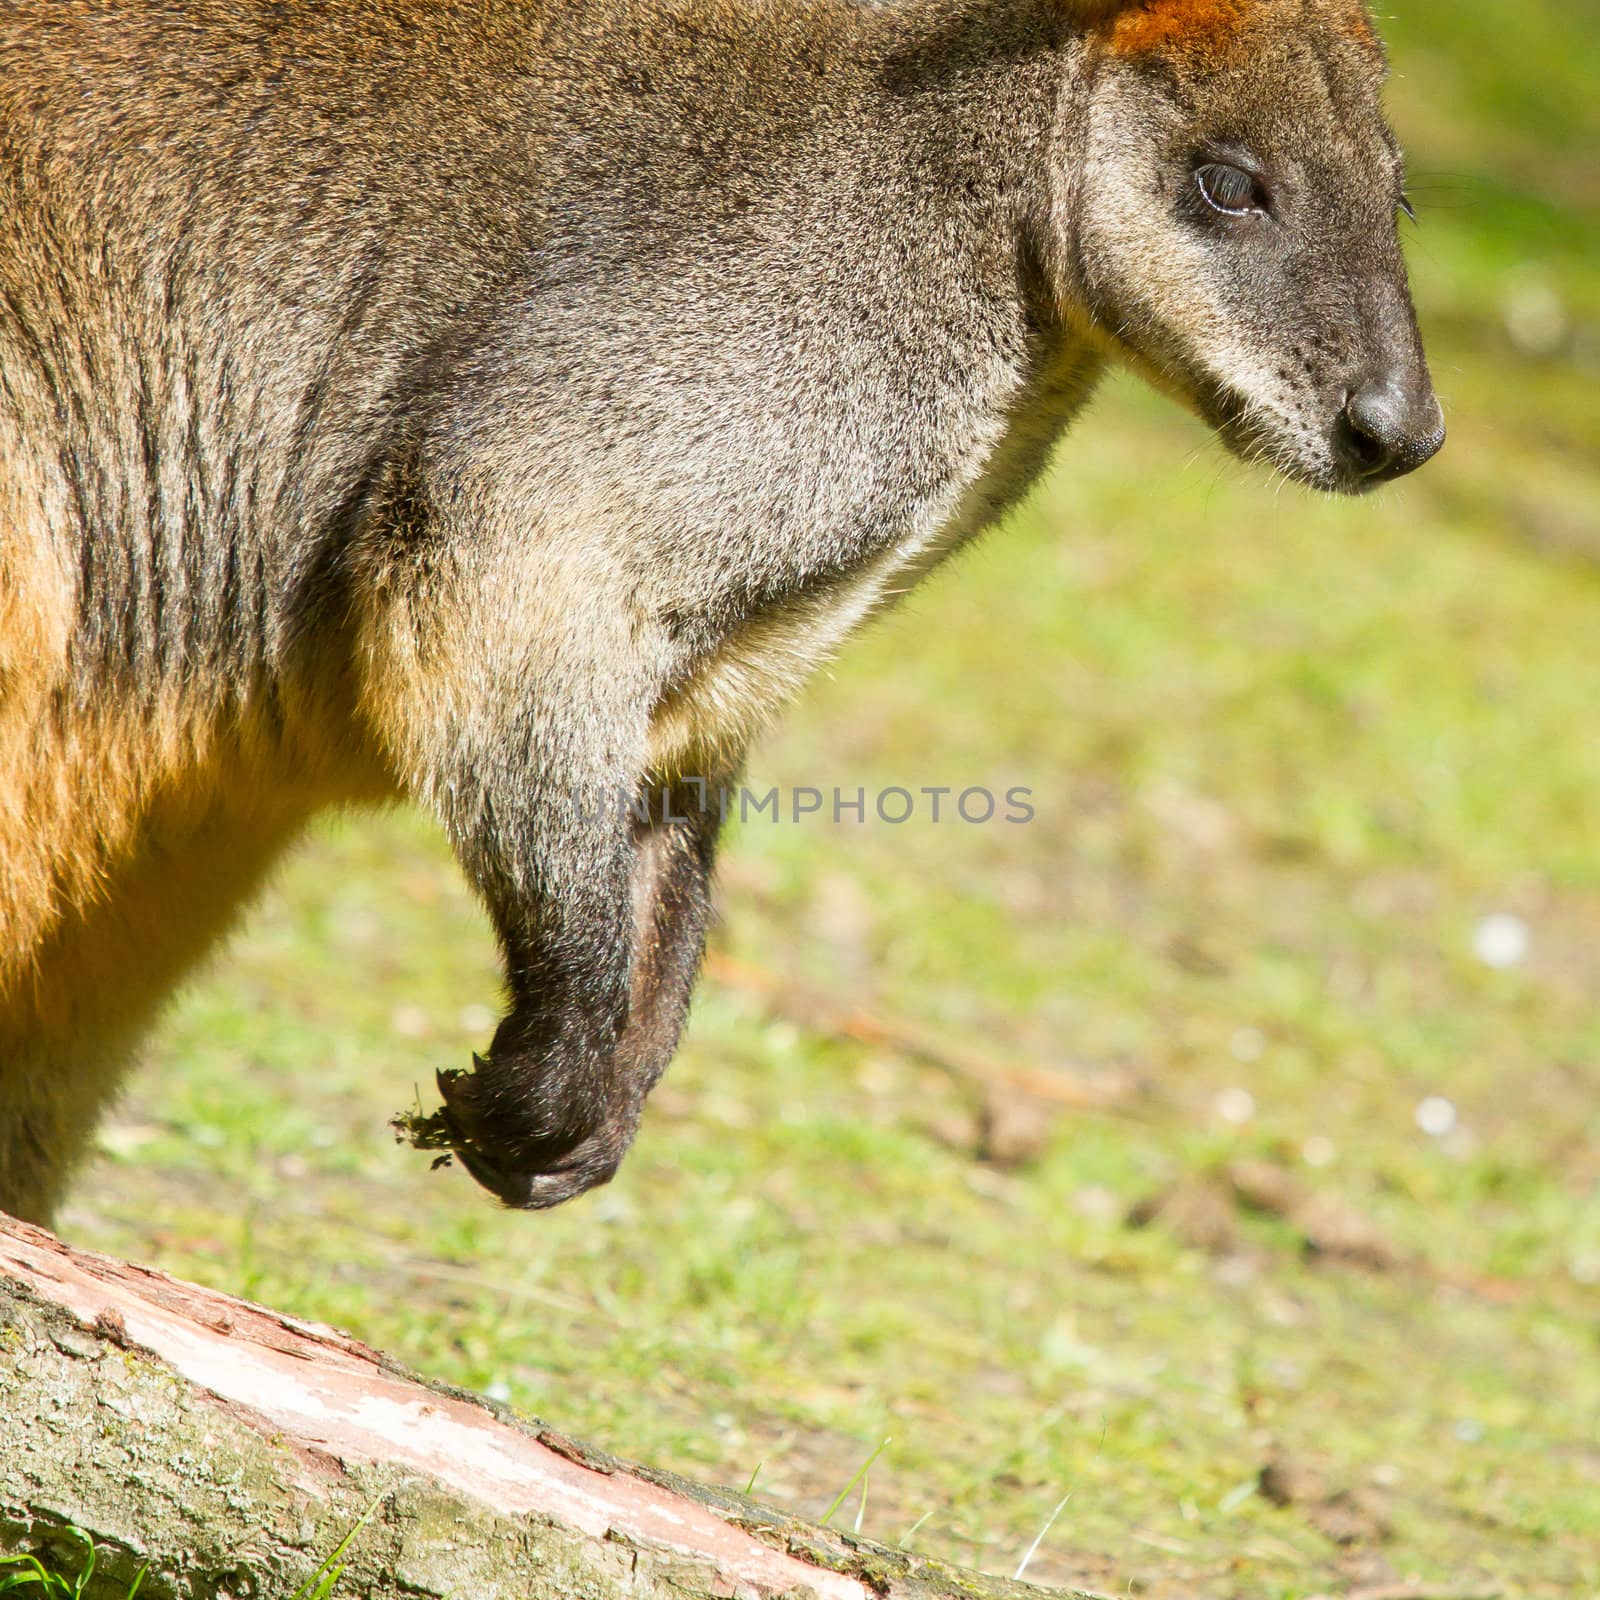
[1055,0,1443,491]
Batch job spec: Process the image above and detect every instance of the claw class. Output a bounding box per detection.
[432,1064,479,1147]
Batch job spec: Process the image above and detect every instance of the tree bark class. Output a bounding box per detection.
[0,1213,1086,1600]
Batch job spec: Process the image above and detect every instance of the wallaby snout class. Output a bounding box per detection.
[1339,373,1445,485]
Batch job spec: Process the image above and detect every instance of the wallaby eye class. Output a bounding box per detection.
[1194,161,1267,217]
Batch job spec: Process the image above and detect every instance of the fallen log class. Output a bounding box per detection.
[0,1212,1090,1600]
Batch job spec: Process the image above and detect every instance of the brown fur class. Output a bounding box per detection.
[0,0,1440,1222]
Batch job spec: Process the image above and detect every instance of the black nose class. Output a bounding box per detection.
[1339,378,1445,483]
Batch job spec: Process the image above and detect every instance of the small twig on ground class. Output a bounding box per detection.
[1304,1587,1503,1600]
[704,952,1145,1116]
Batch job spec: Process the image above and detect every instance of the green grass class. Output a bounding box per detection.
[284,1503,383,1600]
[0,1534,144,1599]
[0,1509,377,1600]
[56,5,1600,1597]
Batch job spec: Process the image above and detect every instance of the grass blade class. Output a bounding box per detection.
[287,1497,385,1600]
[1013,1492,1071,1582]
[821,1437,890,1528]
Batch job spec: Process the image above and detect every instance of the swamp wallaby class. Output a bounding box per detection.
[0,0,1443,1222]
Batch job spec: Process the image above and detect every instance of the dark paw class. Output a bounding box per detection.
[424,1062,634,1210]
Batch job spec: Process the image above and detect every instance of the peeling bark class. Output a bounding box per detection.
[0,1213,1087,1600]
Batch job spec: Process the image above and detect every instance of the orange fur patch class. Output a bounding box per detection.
[1339,0,1384,61]
[1103,0,1249,59]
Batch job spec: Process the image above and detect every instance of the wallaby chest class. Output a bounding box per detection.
[643,333,1105,776]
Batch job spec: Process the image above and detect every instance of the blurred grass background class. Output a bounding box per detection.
[62,3,1598,1595]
